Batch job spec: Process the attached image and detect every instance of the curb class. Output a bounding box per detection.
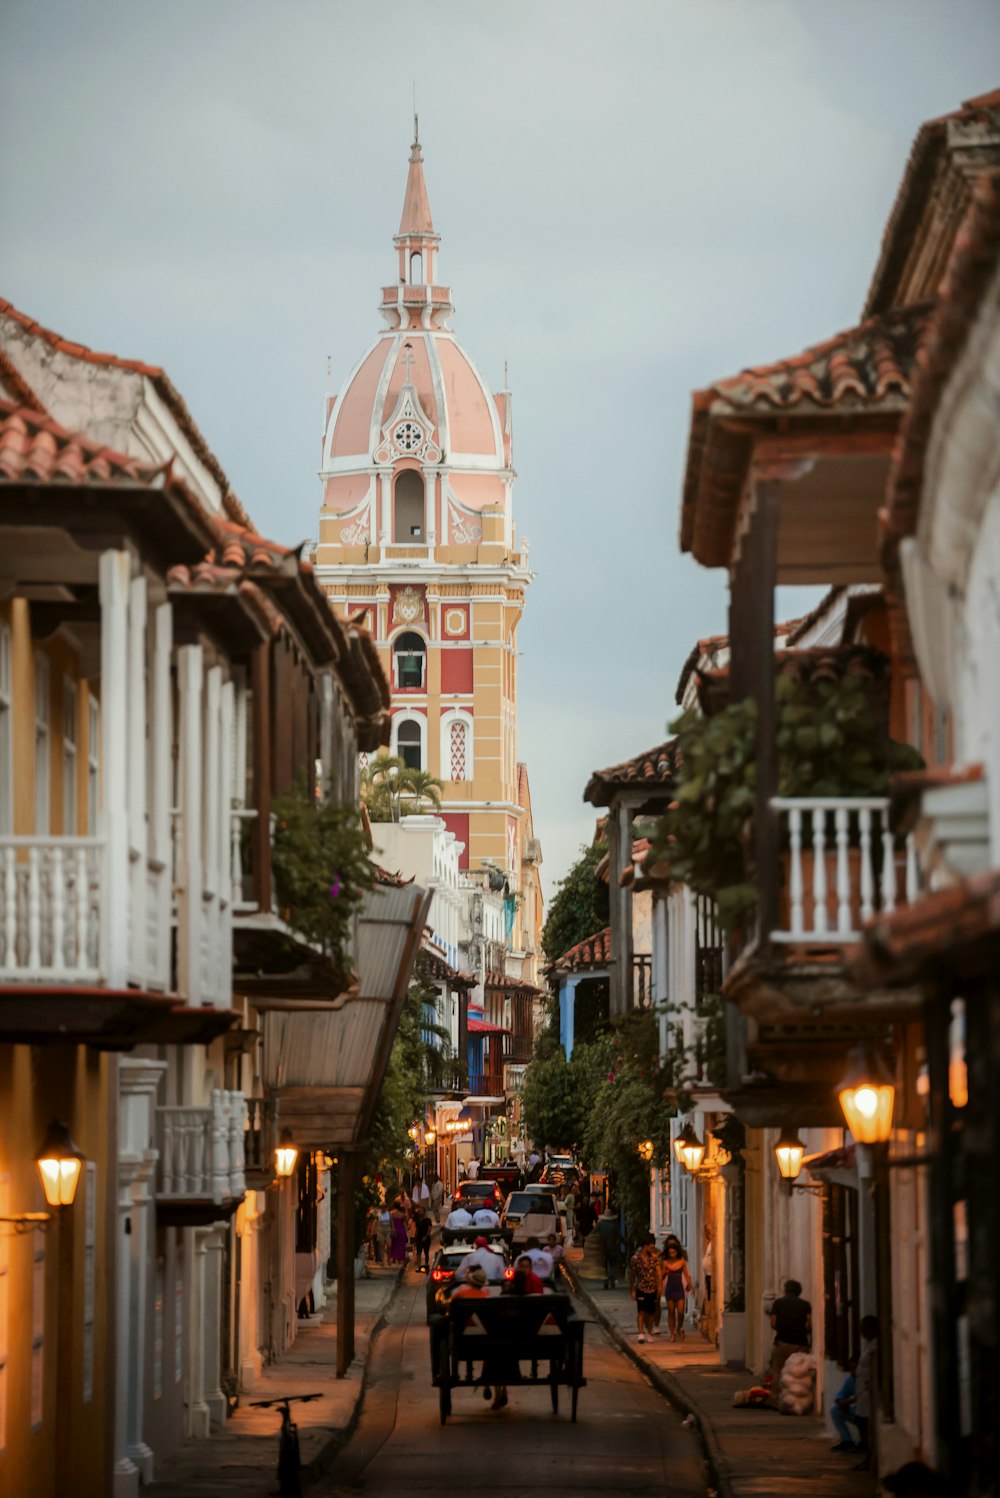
[565,1264,736,1498]
[301,1265,406,1487]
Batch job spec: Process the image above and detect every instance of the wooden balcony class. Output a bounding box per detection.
[0,834,169,991]
[467,1068,505,1098]
[724,795,922,1028]
[156,1089,247,1225]
[503,1032,534,1065]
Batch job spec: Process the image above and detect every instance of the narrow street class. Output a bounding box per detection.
[326,1270,710,1498]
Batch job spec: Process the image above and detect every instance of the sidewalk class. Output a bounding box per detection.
[148,1265,401,1497]
[567,1259,876,1498]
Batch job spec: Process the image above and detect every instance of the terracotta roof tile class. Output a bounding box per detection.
[554,926,612,973]
[584,740,679,807]
[680,302,932,567]
[0,298,252,528]
[0,400,166,487]
[853,867,1000,988]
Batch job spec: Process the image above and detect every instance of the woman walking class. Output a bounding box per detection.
[661,1236,693,1342]
[389,1199,408,1264]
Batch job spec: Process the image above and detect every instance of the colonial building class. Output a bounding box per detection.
[313,126,534,898]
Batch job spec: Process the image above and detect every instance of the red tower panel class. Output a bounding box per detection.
[440,648,473,693]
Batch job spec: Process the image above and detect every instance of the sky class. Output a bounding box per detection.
[2,0,998,903]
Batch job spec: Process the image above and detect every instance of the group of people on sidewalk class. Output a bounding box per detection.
[628,1233,694,1343]
[367,1174,446,1268]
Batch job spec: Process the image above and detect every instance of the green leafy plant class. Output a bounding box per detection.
[360,752,443,823]
[542,837,610,964]
[649,675,924,928]
[270,776,374,977]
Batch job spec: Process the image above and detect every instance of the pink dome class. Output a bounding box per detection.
[324,332,504,470]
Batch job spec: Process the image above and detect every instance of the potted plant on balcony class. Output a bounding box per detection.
[271,776,374,987]
[649,670,923,931]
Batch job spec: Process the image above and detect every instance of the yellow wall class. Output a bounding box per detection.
[0,1044,115,1498]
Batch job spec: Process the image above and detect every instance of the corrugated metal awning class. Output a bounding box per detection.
[261,881,430,1148]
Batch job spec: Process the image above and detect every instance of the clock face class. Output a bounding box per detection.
[394,420,423,453]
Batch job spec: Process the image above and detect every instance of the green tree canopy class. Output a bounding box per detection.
[542,837,609,964]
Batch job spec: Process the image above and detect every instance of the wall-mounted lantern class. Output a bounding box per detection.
[837,1045,895,1145]
[36,1119,85,1208]
[274,1128,299,1179]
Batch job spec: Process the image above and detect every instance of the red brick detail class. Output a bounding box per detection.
[441,648,473,693]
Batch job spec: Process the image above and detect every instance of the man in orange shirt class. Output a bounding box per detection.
[451,1265,490,1299]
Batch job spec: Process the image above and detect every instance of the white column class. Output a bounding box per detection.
[186,1227,211,1437]
[653,894,669,1065]
[126,576,148,985]
[423,467,436,555]
[201,1226,228,1430]
[100,550,131,987]
[177,646,204,1003]
[114,1058,167,1498]
[378,469,391,545]
[237,1194,266,1390]
[151,603,173,988]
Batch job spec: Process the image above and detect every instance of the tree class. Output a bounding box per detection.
[542,838,609,963]
[360,752,444,823]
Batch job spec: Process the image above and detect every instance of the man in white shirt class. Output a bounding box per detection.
[455,1236,506,1284]
[466,1156,480,1180]
[524,1237,554,1279]
[445,1204,473,1231]
[413,1178,430,1211]
[471,1205,501,1229]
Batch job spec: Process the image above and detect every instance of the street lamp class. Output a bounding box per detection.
[636,1139,654,1163]
[773,1128,806,1183]
[837,1045,895,1145]
[424,1128,436,1147]
[36,1120,85,1208]
[674,1123,705,1172]
[274,1128,299,1179]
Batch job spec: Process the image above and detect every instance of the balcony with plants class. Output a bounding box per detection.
[647,656,924,1030]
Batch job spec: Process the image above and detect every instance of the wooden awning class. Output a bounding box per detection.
[260,881,431,1149]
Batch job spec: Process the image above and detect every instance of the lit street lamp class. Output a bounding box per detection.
[274,1128,299,1178]
[36,1119,85,1208]
[837,1045,896,1145]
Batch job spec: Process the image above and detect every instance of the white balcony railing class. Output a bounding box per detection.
[771,797,919,945]
[0,836,103,981]
[156,1089,247,1203]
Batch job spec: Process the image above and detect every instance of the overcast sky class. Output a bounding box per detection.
[2,1,998,902]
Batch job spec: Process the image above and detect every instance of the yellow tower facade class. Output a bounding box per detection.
[314,128,534,888]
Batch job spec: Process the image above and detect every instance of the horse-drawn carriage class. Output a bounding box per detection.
[429,1292,586,1424]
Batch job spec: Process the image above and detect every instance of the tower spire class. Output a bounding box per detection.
[398,126,434,237]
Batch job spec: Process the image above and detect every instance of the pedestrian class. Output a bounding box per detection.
[444,1200,474,1232]
[768,1278,812,1383]
[472,1203,501,1229]
[577,1192,598,1239]
[702,1224,714,1308]
[376,1204,392,1265]
[451,1264,490,1299]
[523,1236,554,1280]
[629,1232,661,1344]
[413,1176,430,1213]
[455,1235,506,1284]
[561,1186,577,1246]
[389,1200,408,1264]
[429,1172,444,1224]
[545,1232,564,1266]
[660,1237,693,1342]
[829,1360,860,1451]
[851,1316,879,1471]
[412,1205,432,1273]
[506,1255,544,1296]
[596,1208,620,1289]
[466,1155,480,1180]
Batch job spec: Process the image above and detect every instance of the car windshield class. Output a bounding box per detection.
[506,1192,554,1215]
[456,1183,496,1198]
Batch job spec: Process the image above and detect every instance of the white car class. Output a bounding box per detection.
[500,1189,562,1247]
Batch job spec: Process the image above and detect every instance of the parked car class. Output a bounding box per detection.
[500,1189,560,1246]
[425,1239,512,1321]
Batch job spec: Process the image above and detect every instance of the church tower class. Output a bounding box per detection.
[315,126,533,886]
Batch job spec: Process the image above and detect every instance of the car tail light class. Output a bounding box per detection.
[503,1267,514,1280]
[431,1269,445,1281]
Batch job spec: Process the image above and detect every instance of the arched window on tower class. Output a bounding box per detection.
[449,719,468,781]
[396,719,423,772]
[393,632,426,690]
[393,470,424,542]
[409,251,423,285]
